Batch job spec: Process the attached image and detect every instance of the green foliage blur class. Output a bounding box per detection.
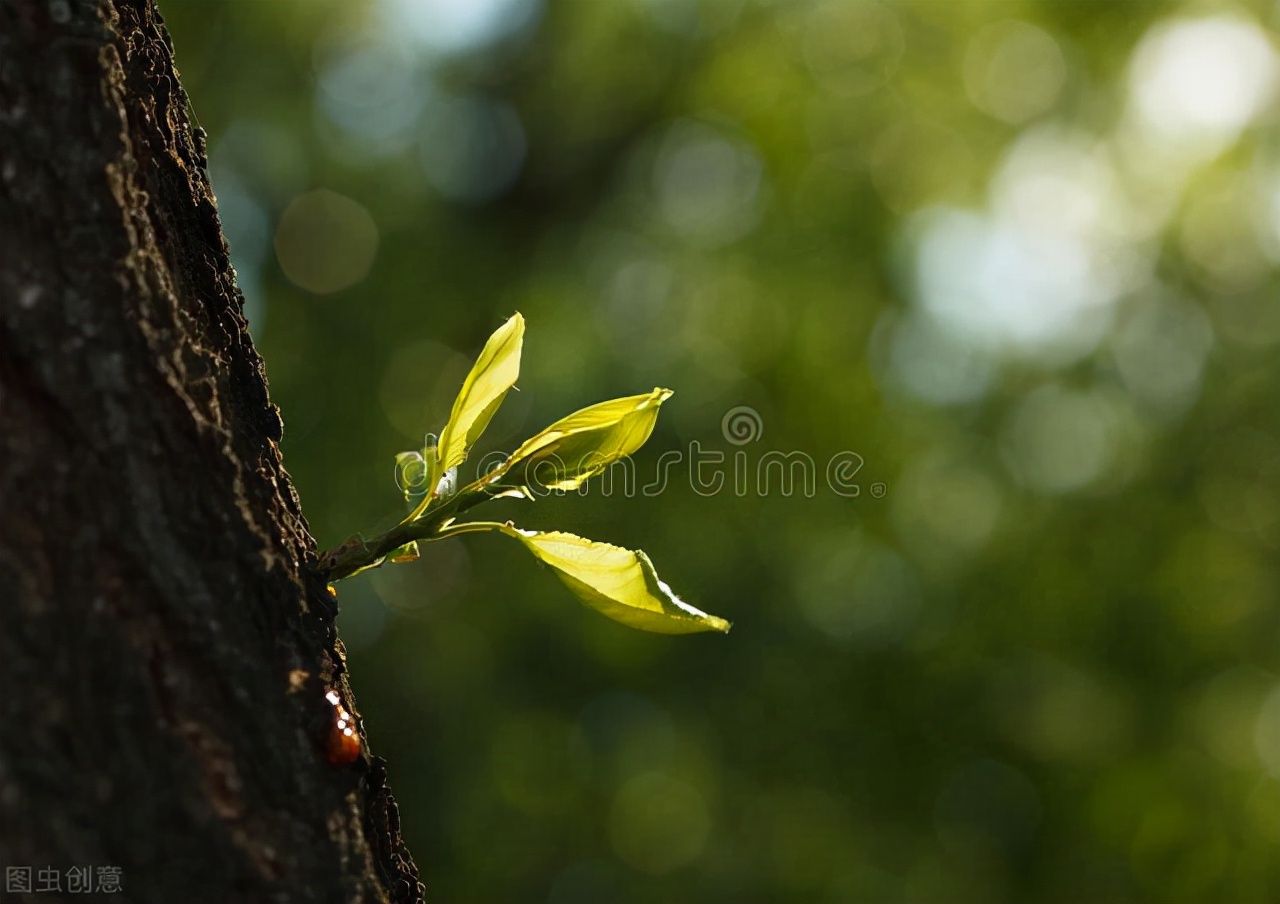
[167,0,1280,900]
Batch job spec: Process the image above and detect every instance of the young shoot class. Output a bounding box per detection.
[319,313,730,635]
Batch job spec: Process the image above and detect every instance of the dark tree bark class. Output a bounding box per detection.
[0,1,423,900]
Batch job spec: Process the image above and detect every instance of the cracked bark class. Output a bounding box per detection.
[0,0,424,900]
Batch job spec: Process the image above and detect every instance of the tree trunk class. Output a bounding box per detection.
[0,1,423,900]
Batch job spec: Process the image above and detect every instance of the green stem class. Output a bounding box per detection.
[318,520,417,582]
[318,480,513,581]
[433,520,509,540]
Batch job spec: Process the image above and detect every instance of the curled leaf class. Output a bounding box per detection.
[495,388,672,492]
[394,451,430,501]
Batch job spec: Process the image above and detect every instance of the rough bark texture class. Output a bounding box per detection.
[0,1,423,900]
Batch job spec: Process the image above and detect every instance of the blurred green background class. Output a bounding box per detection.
[165,0,1280,900]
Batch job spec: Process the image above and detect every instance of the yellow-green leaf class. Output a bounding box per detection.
[495,388,672,492]
[438,312,524,475]
[388,541,420,563]
[408,313,523,520]
[457,522,729,634]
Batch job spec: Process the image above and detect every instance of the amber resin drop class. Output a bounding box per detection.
[323,689,361,766]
